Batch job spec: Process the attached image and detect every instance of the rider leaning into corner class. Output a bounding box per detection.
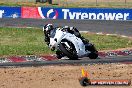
[43,24,97,59]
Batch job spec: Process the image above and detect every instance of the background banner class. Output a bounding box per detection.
[0,7,21,18]
[1,6,132,20]
[22,7,132,20]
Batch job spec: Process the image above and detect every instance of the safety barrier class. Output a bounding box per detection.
[0,7,21,18]
[0,6,132,20]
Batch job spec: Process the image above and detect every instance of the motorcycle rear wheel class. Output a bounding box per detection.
[86,43,98,59]
[88,52,98,59]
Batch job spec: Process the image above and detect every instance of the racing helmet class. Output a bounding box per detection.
[43,24,53,33]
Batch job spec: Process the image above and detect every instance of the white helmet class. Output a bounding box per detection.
[43,24,53,32]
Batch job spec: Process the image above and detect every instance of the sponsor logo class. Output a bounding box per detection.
[0,10,4,18]
[79,68,131,86]
[62,9,130,20]
[91,79,131,85]
[0,7,20,18]
[38,7,58,19]
[12,13,19,18]
[21,7,131,20]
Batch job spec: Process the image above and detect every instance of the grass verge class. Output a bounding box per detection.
[0,27,132,56]
[0,1,132,8]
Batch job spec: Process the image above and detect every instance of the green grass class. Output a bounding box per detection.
[0,1,132,8]
[0,27,132,56]
[82,33,132,50]
[0,27,54,56]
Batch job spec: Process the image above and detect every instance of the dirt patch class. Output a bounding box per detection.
[0,63,131,88]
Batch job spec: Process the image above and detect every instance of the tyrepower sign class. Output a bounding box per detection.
[62,9,131,20]
[0,7,21,18]
[22,7,132,20]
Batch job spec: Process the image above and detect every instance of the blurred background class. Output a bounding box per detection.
[0,0,132,8]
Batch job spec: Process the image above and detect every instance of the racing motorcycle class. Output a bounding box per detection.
[48,28,98,60]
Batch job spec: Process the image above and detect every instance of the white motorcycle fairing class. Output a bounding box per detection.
[49,28,90,58]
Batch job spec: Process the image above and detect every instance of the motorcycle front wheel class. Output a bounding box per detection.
[59,40,78,60]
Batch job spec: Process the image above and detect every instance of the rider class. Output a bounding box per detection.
[43,24,89,46]
[43,24,89,58]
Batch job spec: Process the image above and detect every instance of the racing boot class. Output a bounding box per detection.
[85,43,97,53]
[80,36,89,45]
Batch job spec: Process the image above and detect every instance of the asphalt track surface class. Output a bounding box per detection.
[0,19,132,66]
[0,56,132,67]
[0,18,132,37]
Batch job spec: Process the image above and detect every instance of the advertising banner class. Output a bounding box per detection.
[0,6,132,20]
[21,7,41,19]
[0,7,21,18]
[22,7,132,20]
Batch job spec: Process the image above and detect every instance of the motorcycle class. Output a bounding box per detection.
[48,28,98,60]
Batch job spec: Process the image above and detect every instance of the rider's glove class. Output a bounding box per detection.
[50,47,55,51]
[49,44,55,51]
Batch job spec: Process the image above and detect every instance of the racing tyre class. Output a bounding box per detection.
[59,39,78,60]
[88,52,98,59]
